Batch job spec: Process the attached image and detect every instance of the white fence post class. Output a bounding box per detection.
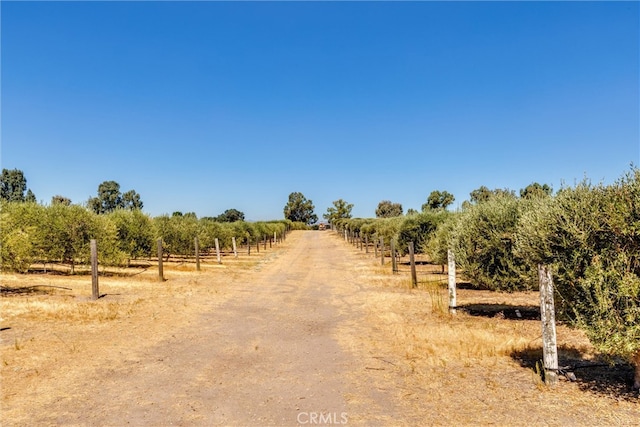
[447,249,456,314]
[539,264,558,385]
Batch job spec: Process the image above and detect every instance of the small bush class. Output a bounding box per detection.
[451,195,536,291]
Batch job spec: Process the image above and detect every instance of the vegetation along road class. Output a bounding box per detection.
[1,231,638,426]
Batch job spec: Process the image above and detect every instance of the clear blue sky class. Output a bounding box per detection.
[2,1,638,221]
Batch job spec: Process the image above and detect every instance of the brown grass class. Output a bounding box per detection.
[335,245,638,425]
[2,236,638,426]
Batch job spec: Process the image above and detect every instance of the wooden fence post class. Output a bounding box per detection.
[344,229,348,242]
[408,242,417,288]
[215,238,222,264]
[539,264,558,385]
[365,235,369,254]
[232,237,238,258]
[274,232,277,246]
[380,237,385,265]
[391,240,398,274]
[90,239,99,300]
[263,235,267,250]
[374,239,378,258]
[247,237,251,255]
[195,237,201,271]
[447,249,456,314]
[157,238,164,282]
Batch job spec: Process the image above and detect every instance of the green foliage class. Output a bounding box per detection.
[422,190,455,211]
[122,190,143,210]
[1,168,35,203]
[215,208,245,223]
[0,202,124,271]
[0,202,42,272]
[52,195,72,206]
[520,182,552,199]
[108,209,154,260]
[395,211,449,256]
[515,168,640,359]
[375,200,403,218]
[426,211,461,265]
[452,194,535,291]
[323,199,353,224]
[88,181,143,214]
[284,192,318,225]
[25,189,37,203]
[153,214,199,257]
[468,186,516,205]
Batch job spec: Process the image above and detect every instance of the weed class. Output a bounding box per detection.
[533,360,547,390]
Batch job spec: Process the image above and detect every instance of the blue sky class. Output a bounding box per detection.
[2,1,638,220]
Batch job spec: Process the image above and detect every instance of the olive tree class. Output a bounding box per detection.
[516,169,640,387]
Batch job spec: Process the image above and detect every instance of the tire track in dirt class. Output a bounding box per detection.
[32,231,395,426]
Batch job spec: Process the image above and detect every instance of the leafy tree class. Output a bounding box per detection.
[406,208,419,216]
[108,209,154,261]
[516,169,640,382]
[422,190,455,211]
[1,168,35,202]
[0,202,43,271]
[25,189,37,203]
[323,199,353,224]
[122,189,143,210]
[519,182,552,199]
[216,208,245,223]
[153,214,198,258]
[52,195,72,206]
[395,211,449,256]
[284,192,318,225]
[375,200,403,218]
[465,186,516,208]
[452,194,535,292]
[88,181,121,213]
[88,181,143,214]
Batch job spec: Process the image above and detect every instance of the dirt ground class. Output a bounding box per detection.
[1,231,638,426]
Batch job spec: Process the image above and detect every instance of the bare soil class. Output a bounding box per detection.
[1,231,637,426]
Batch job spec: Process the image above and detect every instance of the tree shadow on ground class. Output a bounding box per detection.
[27,265,150,278]
[0,284,71,296]
[511,346,639,401]
[459,303,540,320]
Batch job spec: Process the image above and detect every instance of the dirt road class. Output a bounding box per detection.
[3,231,638,426]
[4,231,396,426]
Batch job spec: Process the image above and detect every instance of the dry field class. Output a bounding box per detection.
[1,231,638,426]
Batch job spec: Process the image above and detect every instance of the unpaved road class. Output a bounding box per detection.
[4,231,396,426]
[4,231,638,426]
[87,230,387,426]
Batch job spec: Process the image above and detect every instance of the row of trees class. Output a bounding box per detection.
[0,203,293,272]
[332,168,639,372]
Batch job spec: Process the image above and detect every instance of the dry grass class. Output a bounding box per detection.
[2,236,638,426]
[336,244,638,425]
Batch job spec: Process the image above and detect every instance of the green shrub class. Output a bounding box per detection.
[452,194,535,291]
[396,211,449,256]
[516,168,640,360]
[108,209,154,261]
